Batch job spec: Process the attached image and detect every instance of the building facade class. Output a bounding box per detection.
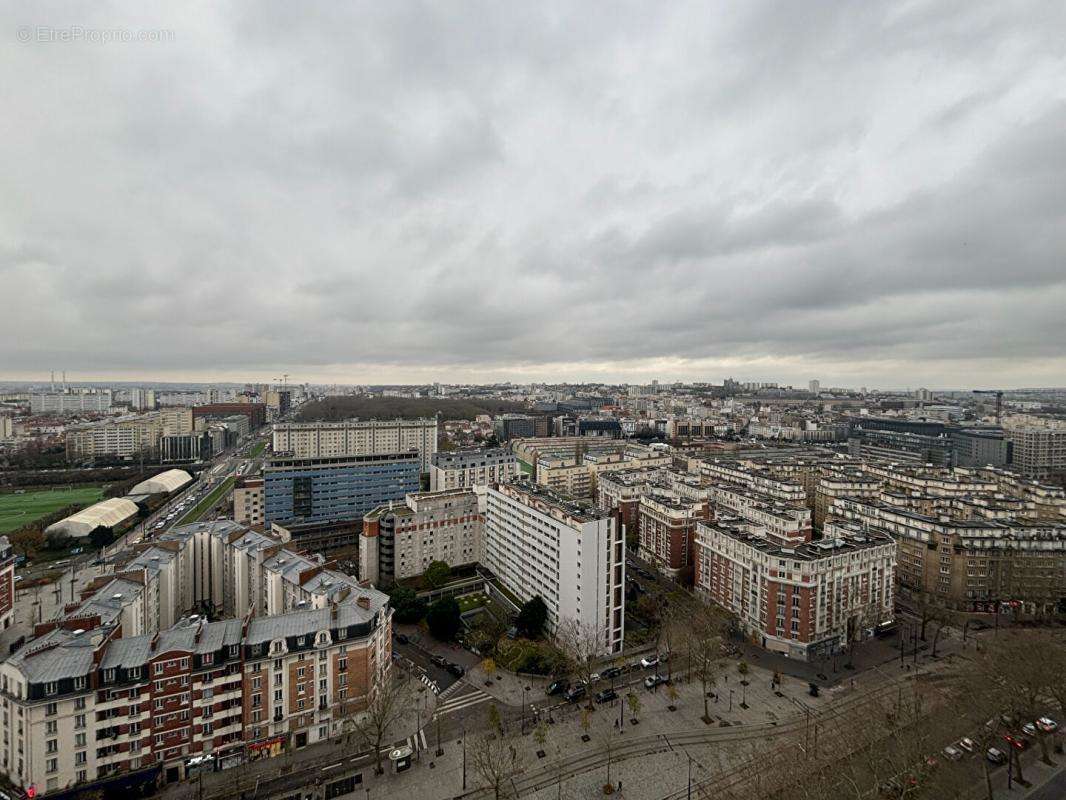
[360,489,483,585]
[272,419,438,473]
[429,448,518,492]
[233,478,265,527]
[483,483,624,655]
[0,521,392,796]
[693,519,896,660]
[262,453,420,526]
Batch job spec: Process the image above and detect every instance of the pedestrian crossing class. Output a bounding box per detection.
[433,681,494,718]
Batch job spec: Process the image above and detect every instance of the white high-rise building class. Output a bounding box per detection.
[272,418,438,472]
[483,483,624,655]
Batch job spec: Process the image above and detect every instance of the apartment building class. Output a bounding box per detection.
[159,408,194,437]
[272,419,438,472]
[65,414,164,460]
[360,489,483,585]
[830,495,1066,614]
[535,446,672,498]
[483,483,624,655]
[812,470,882,530]
[0,536,15,630]
[0,521,392,795]
[262,453,420,526]
[234,478,265,527]
[1005,418,1066,479]
[637,492,711,580]
[30,392,112,415]
[493,414,536,442]
[694,518,896,661]
[429,448,517,492]
[699,460,808,505]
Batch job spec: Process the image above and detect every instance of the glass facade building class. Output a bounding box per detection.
[263,452,420,525]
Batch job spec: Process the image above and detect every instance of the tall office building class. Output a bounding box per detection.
[272,419,438,473]
[263,453,420,526]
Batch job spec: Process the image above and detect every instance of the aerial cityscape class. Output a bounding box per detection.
[3,3,1066,800]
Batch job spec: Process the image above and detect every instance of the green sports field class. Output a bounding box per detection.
[0,487,105,534]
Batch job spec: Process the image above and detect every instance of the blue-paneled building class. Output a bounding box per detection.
[263,452,420,526]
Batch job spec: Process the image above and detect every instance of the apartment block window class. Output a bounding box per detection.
[129,667,141,679]
[75,733,86,747]
[154,663,164,675]
[46,721,57,735]
[75,714,86,729]
[76,770,87,783]
[46,739,57,754]
[45,703,57,717]
[75,697,85,710]
[44,682,57,696]
[75,751,86,765]
[46,758,57,774]
[102,669,115,684]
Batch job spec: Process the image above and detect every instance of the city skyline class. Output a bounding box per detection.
[3,2,1065,387]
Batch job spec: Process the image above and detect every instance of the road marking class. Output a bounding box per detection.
[321,762,342,771]
[434,687,494,718]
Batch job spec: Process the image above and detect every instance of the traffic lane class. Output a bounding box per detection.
[392,639,459,691]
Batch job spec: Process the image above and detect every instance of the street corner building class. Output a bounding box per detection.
[0,520,393,797]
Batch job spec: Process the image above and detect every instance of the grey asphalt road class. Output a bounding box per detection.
[1026,765,1066,800]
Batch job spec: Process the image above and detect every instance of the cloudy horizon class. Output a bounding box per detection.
[3,1,1065,390]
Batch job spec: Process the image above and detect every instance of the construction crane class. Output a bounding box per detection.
[972,390,1003,423]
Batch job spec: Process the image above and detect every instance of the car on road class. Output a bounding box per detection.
[546,680,569,696]
[644,674,667,689]
[601,666,623,680]
[957,737,975,753]
[430,655,449,668]
[394,633,409,645]
[640,656,660,669]
[1037,717,1058,733]
[986,747,1007,765]
[941,746,962,761]
[595,689,618,704]
[563,685,586,704]
[446,663,465,677]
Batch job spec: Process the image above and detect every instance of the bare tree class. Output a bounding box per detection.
[344,671,414,775]
[556,617,603,708]
[470,724,525,800]
[680,600,727,723]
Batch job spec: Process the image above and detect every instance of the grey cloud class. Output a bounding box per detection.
[1,0,1065,387]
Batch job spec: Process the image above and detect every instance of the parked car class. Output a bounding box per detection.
[640,656,660,669]
[1037,717,1058,733]
[644,674,667,689]
[546,680,569,696]
[584,672,600,684]
[1002,734,1027,751]
[942,746,962,761]
[1021,722,1037,737]
[595,689,618,704]
[957,737,976,753]
[601,666,623,680]
[563,685,586,704]
[986,747,1007,765]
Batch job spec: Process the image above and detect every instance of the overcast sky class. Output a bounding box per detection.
[2,2,1065,389]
